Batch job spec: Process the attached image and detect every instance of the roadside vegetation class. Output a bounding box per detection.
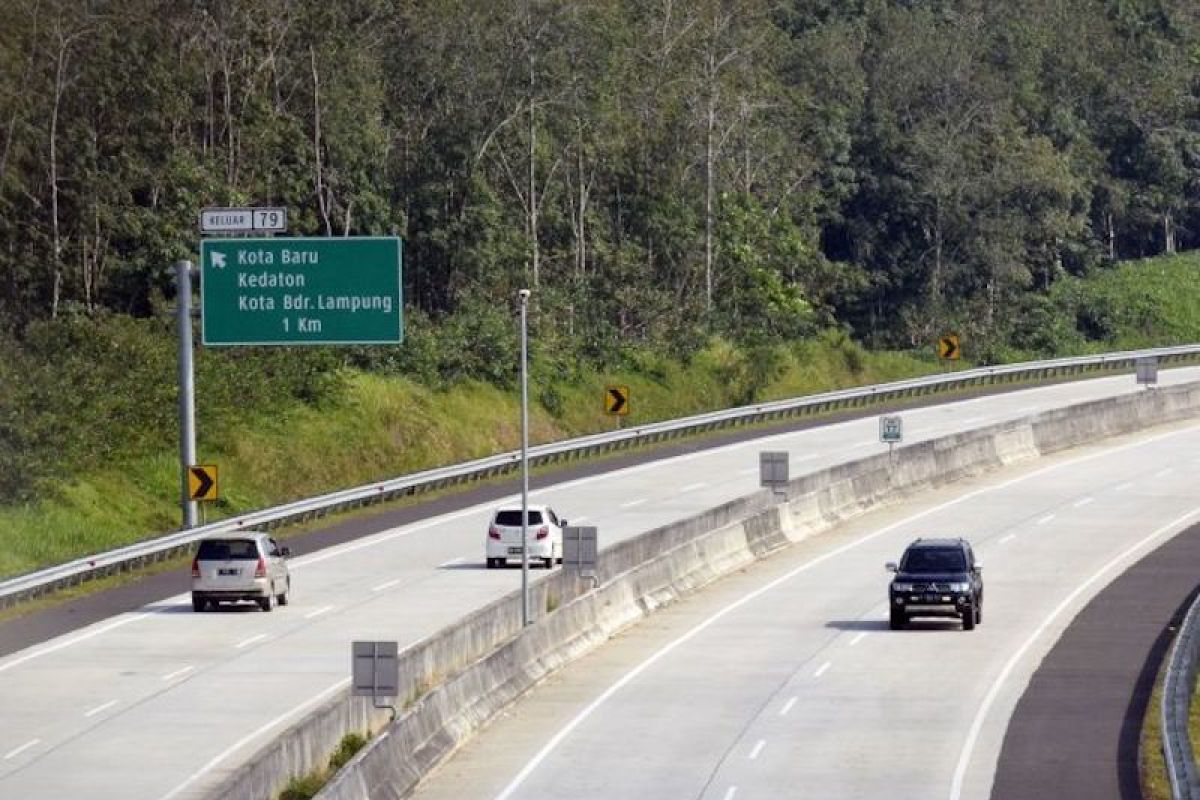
[2,250,1200,579]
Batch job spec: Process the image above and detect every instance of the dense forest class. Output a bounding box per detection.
[2,0,1198,357]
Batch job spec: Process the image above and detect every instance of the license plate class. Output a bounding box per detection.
[219,568,240,576]
[507,547,523,555]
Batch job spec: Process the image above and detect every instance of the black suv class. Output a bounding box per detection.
[886,538,983,631]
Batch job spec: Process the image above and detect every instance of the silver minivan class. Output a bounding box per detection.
[191,533,291,612]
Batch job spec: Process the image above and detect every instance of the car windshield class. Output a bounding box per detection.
[901,547,966,573]
[197,539,259,560]
[495,510,544,526]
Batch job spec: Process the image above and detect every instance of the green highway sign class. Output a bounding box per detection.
[200,237,402,346]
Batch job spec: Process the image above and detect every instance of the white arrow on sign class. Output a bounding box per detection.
[210,252,226,269]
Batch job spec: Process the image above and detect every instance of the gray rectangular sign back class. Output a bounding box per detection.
[760,451,789,490]
[563,526,598,576]
[352,640,399,697]
[1136,356,1158,385]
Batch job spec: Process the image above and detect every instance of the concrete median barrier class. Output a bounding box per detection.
[206,383,1200,800]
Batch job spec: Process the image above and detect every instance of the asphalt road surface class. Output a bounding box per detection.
[0,369,1197,799]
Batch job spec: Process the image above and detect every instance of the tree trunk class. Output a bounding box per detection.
[310,45,333,237]
[1164,212,1176,255]
[49,33,67,320]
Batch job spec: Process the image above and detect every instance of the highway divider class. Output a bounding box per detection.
[200,382,1200,800]
[3,345,1198,611]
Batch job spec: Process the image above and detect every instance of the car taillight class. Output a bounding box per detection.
[535,526,549,540]
[488,526,501,540]
[191,558,200,579]
[254,557,267,578]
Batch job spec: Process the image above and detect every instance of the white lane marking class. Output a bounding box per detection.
[723,787,738,800]
[1115,482,1135,492]
[1155,468,1174,479]
[235,634,267,649]
[1015,405,1039,416]
[439,556,466,568]
[999,534,1016,545]
[1073,497,1094,508]
[3,739,40,760]
[679,482,707,493]
[619,498,647,509]
[749,739,766,760]
[960,417,984,426]
[780,697,798,716]
[571,516,589,524]
[491,425,1200,800]
[84,700,117,718]
[739,467,759,475]
[796,453,819,461]
[0,612,151,675]
[371,578,401,592]
[949,504,1200,800]
[849,632,868,646]
[1036,514,1056,525]
[813,662,831,679]
[304,605,334,619]
[162,665,194,681]
[160,677,351,800]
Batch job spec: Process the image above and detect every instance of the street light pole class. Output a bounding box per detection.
[176,260,198,529]
[518,289,531,626]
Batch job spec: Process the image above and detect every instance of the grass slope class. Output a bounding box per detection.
[0,335,935,578]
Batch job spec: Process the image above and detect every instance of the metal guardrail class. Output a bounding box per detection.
[2,343,1199,609]
[1164,589,1200,799]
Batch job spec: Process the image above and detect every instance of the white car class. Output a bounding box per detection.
[485,504,566,569]
[191,532,291,612]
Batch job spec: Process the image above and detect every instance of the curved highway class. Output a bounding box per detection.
[411,418,1200,800]
[0,369,1197,799]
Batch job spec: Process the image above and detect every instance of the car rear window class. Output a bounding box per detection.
[494,510,544,526]
[197,539,260,560]
[902,548,966,573]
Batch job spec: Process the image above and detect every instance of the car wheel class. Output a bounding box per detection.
[486,558,496,569]
[192,596,205,613]
[543,557,554,569]
[259,590,276,613]
[975,602,982,625]
[889,608,905,631]
[963,608,976,631]
[278,578,290,606]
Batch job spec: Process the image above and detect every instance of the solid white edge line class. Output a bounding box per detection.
[749,739,766,760]
[83,700,117,718]
[159,678,351,800]
[490,423,1200,800]
[0,613,151,675]
[947,505,1200,800]
[3,738,40,760]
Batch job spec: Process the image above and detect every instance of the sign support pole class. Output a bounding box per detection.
[176,260,198,529]
[519,289,531,627]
